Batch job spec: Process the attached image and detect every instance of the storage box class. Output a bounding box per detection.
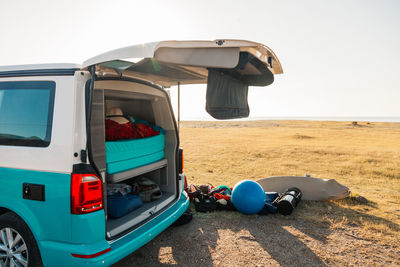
[107,194,143,218]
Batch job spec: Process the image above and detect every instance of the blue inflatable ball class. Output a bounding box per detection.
[231,180,266,214]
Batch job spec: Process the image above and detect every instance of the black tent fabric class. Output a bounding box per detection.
[205,53,274,120]
[206,70,249,120]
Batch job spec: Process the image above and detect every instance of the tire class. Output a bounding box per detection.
[0,212,43,267]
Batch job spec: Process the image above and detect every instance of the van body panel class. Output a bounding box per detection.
[82,42,159,69]
[0,64,81,72]
[0,167,71,242]
[38,239,110,267]
[37,192,188,267]
[71,211,106,244]
[0,76,76,173]
[72,71,91,165]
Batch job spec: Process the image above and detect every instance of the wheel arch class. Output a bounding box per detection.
[0,205,44,266]
[0,204,43,242]
[0,207,11,217]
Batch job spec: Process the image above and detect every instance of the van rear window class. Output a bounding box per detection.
[0,81,55,147]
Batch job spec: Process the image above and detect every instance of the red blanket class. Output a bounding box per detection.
[105,119,159,141]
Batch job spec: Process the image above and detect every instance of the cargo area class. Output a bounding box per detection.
[82,41,282,240]
[89,79,179,239]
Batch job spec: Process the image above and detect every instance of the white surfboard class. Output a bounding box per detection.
[256,175,350,201]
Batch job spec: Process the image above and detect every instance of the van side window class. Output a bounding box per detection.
[0,81,55,147]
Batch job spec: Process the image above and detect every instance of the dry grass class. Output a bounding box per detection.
[114,120,400,266]
[180,120,400,241]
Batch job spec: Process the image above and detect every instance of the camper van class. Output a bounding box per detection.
[0,40,282,266]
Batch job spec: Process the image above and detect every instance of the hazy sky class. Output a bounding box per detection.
[1,0,399,119]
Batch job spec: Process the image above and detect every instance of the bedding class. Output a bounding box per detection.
[105,119,159,141]
[106,130,165,174]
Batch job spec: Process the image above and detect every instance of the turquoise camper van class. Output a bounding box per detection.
[0,40,282,266]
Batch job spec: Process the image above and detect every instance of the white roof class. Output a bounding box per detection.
[82,42,159,68]
[0,40,282,87]
[0,63,81,72]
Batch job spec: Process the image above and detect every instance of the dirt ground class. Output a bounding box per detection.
[113,120,400,266]
[114,210,399,266]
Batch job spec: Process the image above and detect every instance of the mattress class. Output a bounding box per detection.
[106,131,165,174]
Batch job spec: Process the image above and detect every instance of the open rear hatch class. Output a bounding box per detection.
[84,40,283,120]
[83,39,282,239]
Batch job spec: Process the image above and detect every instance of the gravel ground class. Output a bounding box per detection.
[113,211,400,266]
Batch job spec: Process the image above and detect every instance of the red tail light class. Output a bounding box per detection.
[71,173,103,214]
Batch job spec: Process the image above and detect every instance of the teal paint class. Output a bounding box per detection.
[38,192,189,267]
[71,210,106,244]
[0,167,72,242]
[0,166,189,266]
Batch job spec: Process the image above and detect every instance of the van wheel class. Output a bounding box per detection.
[0,212,43,267]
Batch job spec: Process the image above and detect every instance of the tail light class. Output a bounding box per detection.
[71,173,103,214]
[179,148,184,174]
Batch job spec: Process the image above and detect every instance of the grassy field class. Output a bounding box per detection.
[115,120,400,266]
[180,120,400,241]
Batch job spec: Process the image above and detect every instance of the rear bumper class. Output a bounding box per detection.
[38,191,189,267]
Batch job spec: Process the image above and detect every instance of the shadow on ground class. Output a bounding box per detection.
[113,202,399,266]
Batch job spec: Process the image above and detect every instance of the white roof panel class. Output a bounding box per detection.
[82,42,159,69]
[0,63,81,72]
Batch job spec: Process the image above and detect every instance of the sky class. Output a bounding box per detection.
[1,0,399,120]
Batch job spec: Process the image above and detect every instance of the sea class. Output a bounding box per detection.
[182,116,400,122]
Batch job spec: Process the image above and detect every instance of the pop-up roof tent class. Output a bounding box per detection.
[83,39,283,120]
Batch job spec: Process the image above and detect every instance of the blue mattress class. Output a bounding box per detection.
[106,129,165,174]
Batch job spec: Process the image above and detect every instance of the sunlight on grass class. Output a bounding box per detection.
[180,120,400,243]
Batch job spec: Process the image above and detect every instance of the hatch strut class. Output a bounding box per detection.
[85,66,102,177]
[178,82,181,132]
[86,65,95,128]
